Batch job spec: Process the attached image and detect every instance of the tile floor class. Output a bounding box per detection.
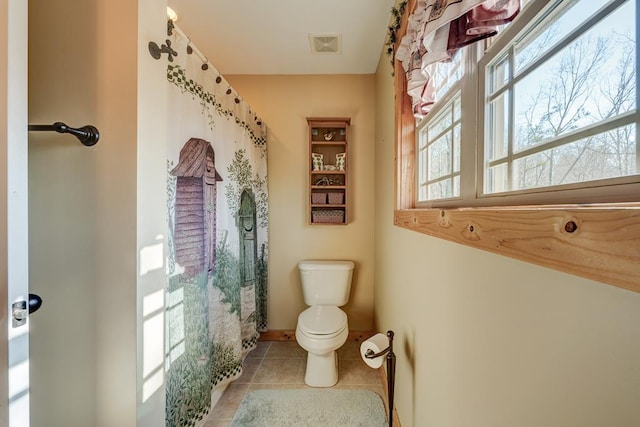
[202,340,386,427]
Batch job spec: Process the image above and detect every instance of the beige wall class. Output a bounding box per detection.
[225,75,376,331]
[29,0,100,424]
[374,54,640,426]
[28,0,163,425]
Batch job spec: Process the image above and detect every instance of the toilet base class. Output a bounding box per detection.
[304,351,338,387]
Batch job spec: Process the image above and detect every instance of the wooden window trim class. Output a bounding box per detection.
[392,0,640,293]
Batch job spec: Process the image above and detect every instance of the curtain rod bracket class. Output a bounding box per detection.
[148,39,178,62]
[28,122,100,146]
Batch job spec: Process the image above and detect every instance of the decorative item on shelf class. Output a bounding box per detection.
[323,164,337,171]
[324,131,335,141]
[315,177,336,186]
[312,153,324,171]
[335,153,346,171]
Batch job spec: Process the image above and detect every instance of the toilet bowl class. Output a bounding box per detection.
[295,260,354,387]
[295,305,348,387]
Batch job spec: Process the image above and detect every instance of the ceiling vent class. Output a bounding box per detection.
[309,33,342,55]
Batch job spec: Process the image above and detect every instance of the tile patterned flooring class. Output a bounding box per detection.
[202,340,386,427]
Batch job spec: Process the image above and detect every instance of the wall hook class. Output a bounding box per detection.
[148,39,178,62]
[28,122,100,146]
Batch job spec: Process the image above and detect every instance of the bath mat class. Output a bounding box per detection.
[230,389,387,427]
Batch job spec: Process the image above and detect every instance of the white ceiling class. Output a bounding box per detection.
[167,0,395,75]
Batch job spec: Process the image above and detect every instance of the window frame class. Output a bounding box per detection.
[393,0,640,293]
[478,0,640,203]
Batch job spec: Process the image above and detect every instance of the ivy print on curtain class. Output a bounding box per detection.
[165,25,268,427]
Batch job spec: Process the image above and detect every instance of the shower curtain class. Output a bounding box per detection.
[164,25,269,427]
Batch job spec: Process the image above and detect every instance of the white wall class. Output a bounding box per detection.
[374,51,640,427]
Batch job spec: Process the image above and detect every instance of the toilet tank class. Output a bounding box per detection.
[298,260,354,306]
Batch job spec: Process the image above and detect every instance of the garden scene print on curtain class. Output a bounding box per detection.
[164,25,269,427]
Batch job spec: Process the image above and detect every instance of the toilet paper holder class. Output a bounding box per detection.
[364,330,396,427]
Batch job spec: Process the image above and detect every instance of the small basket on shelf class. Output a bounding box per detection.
[312,210,345,224]
[311,193,327,204]
[328,192,344,205]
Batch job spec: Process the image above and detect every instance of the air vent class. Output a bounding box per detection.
[309,33,342,55]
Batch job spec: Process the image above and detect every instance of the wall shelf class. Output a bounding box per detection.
[307,117,350,225]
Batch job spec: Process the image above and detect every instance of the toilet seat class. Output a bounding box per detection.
[297,306,347,339]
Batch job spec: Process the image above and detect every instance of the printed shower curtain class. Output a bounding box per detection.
[164,25,268,427]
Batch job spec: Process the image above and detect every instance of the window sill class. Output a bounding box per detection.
[394,204,640,293]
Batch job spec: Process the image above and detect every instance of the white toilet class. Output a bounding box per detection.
[295,260,354,387]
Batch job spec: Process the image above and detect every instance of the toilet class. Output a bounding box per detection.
[295,260,354,387]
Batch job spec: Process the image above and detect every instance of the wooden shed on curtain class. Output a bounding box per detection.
[170,137,223,277]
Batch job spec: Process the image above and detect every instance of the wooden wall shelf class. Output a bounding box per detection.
[307,117,350,225]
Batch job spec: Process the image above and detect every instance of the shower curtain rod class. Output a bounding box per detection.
[28,121,100,146]
[173,25,208,67]
[171,24,237,96]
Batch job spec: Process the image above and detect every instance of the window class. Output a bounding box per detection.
[394,0,640,292]
[414,0,639,206]
[482,0,638,198]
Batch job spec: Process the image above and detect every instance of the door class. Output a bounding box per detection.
[238,190,257,290]
[238,190,258,344]
[1,0,30,426]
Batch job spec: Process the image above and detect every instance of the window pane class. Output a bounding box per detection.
[486,163,509,193]
[512,124,637,190]
[514,1,636,153]
[453,124,461,172]
[428,134,452,180]
[487,92,509,161]
[489,54,510,94]
[428,179,453,200]
[515,0,615,74]
[418,92,462,202]
[428,110,453,140]
[417,146,427,186]
[419,184,428,201]
[426,49,464,103]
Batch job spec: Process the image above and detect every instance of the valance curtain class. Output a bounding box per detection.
[395,0,520,117]
[164,25,269,427]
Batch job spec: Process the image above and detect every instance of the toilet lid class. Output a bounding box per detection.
[298,306,347,335]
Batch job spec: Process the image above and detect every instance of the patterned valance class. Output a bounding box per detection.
[395,0,520,117]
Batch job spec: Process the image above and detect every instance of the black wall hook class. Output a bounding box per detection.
[28,122,100,146]
[148,39,178,62]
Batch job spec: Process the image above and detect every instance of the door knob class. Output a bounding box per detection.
[28,294,43,314]
[11,294,43,328]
